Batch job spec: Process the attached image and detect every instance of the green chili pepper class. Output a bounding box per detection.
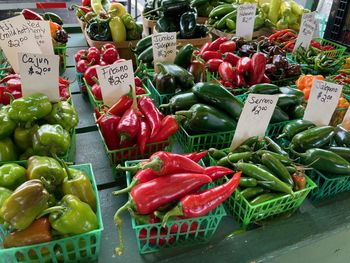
[45,101,79,131]
[0,163,26,190]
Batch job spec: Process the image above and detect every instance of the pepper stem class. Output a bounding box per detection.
[36,205,65,219]
[115,163,142,173]
[276,133,286,140]
[114,200,132,255]
[112,179,138,196]
[142,157,163,172]
[92,76,100,85]
[130,85,138,111]
[143,7,162,17]
[119,134,130,145]
[175,110,193,119]
[53,153,73,179]
[162,205,183,227]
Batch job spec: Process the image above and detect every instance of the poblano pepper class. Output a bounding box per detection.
[46,101,79,131]
[86,17,112,41]
[0,163,26,190]
[0,106,16,139]
[155,16,179,32]
[0,138,17,161]
[8,93,52,123]
[180,12,197,39]
[14,125,39,151]
[32,124,70,157]
[0,179,49,230]
[37,194,98,235]
[27,156,67,192]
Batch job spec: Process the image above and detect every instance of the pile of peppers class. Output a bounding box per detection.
[0,93,78,161]
[0,158,98,249]
[95,89,178,155]
[113,150,241,254]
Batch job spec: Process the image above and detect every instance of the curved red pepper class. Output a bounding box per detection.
[218,62,235,82]
[136,86,146,95]
[219,41,236,53]
[99,115,121,150]
[137,96,162,139]
[236,57,252,74]
[205,58,223,72]
[201,51,222,62]
[199,42,211,55]
[208,37,228,51]
[117,108,140,143]
[106,91,133,117]
[223,52,240,66]
[181,151,208,163]
[148,115,178,143]
[248,52,267,85]
[162,172,241,222]
[137,117,150,154]
[204,166,234,180]
[91,84,102,100]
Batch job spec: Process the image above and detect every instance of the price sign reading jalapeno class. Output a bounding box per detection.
[152,32,177,70]
[230,94,278,151]
[303,80,342,126]
[236,4,256,41]
[19,52,59,102]
[0,15,41,73]
[293,12,316,53]
[96,59,135,107]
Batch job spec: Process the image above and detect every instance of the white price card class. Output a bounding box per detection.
[293,12,317,52]
[97,59,135,107]
[230,94,278,151]
[236,4,256,41]
[152,32,177,65]
[303,80,343,126]
[0,15,42,73]
[341,107,350,131]
[19,52,59,102]
[27,20,53,55]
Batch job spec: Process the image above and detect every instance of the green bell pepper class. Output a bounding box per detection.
[0,187,12,224]
[8,93,52,123]
[27,156,67,192]
[46,101,79,131]
[0,106,16,139]
[86,17,112,41]
[121,13,136,30]
[0,138,17,161]
[32,124,70,157]
[0,179,49,230]
[14,125,39,151]
[37,194,98,235]
[0,163,26,190]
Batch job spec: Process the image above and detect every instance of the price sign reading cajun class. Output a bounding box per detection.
[230,94,278,151]
[303,80,343,126]
[27,20,54,55]
[152,32,177,66]
[293,12,316,52]
[0,15,41,73]
[19,52,59,102]
[96,59,135,107]
[236,4,257,41]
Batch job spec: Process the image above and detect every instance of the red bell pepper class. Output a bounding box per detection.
[205,58,223,72]
[148,115,178,143]
[162,172,241,222]
[201,51,222,62]
[91,84,102,100]
[99,114,121,150]
[84,65,99,86]
[204,166,234,180]
[102,48,119,64]
[117,108,140,143]
[21,9,43,20]
[223,53,241,67]
[76,59,89,73]
[248,52,267,85]
[236,57,252,74]
[137,117,150,154]
[219,41,236,53]
[218,62,235,82]
[86,49,100,65]
[208,37,228,51]
[199,42,211,55]
[138,96,162,139]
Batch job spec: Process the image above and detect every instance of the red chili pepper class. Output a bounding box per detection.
[134,77,142,87]
[162,172,241,222]
[82,0,91,6]
[59,76,70,86]
[181,151,208,163]
[138,96,162,139]
[76,59,89,73]
[205,58,223,72]
[99,115,121,150]
[21,9,43,20]
[219,41,236,53]
[148,115,178,143]
[137,117,150,154]
[321,45,334,51]
[218,62,235,82]
[204,166,234,180]
[117,108,140,143]
[201,51,222,62]
[235,73,246,87]
[248,52,267,85]
[261,74,271,83]
[136,86,145,95]
[236,57,252,74]
[91,84,102,100]
[199,42,211,55]
[102,48,119,64]
[292,174,306,190]
[208,37,228,51]
[310,40,321,49]
[268,29,291,42]
[75,50,87,62]
[84,65,99,86]
[0,74,20,84]
[106,93,133,117]
[223,52,240,67]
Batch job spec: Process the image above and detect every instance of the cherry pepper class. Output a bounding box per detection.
[138,96,162,139]
[113,173,212,255]
[162,172,241,224]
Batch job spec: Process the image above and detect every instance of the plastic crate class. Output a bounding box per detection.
[312,38,347,58]
[144,78,175,107]
[62,128,76,163]
[0,163,104,263]
[307,169,350,202]
[125,160,226,254]
[96,122,171,168]
[84,78,151,112]
[54,44,67,76]
[76,71,86,94]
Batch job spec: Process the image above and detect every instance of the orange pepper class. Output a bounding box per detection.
[49,21,61,38]
[303,88,311,100]
[338,97,350,108]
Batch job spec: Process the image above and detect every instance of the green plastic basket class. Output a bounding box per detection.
[144,78,175,107]
[54,44,67,76]
[125,160,226,254]
[312,38,347,58]
[62,128,76,163]
[76,71,86,94]
[307,169,350,202]
[84,78,151,112]
[0,163,104,263]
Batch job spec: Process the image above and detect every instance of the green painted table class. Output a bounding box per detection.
[65,31,350,263]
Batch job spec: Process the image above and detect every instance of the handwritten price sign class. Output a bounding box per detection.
[19,52,59,101]
[230,94,278,150]
[0,15,41,73]
[236,4,256,40]
[152,32,176,66]
[97,60,135,107]
[293,12,317,52]
[303,80,343,126]
[27,20,53,55]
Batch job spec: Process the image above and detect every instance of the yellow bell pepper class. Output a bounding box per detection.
[109,17,126,43]
[109,2,126,17]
